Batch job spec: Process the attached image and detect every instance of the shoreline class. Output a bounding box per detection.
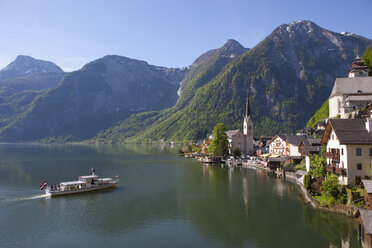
[240,161,358,217]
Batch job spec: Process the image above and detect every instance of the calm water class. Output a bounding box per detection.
[0,144,360,248]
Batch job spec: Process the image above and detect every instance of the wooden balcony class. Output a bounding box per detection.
[325,152,340,160]
[326,165,347,176]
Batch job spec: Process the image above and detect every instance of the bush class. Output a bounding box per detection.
[304,172,315,194]
[321,174,340,199]
[232,147,241,158]
[295,161,306,172]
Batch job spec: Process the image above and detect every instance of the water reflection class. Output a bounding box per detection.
[179,164,360,248]
[0,144,361,248]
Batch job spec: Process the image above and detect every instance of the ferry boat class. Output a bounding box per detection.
[42,168,119,196]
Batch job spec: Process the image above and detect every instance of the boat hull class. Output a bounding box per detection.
[45,181,118,196]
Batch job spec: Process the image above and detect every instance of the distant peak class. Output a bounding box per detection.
[222,39,245,50]
[15,55,35,60]
[0,55,63,79]
[288,20,315,26]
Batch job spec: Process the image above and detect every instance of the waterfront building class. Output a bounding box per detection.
[363,180,372,210]
[298,138,322,172]
[268,135,287,156]
[254,137,271,156]
[329,57,372,119]
[321,116,372,185]
[286,135,309,162]
[226,93,254,155]
[356,208,372,248]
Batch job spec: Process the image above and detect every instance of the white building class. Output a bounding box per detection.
[321,116,372,185]
[329,57,372,119]
[268,135,287,156]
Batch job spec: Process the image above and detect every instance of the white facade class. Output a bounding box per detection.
[269,136,287,156]
[243,115,253,155]
[325,129,372,185]
[305,156,311,172]
[287,143,301,158]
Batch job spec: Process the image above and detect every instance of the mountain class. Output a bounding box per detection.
[96,20,372,143]
[0,55,63,80]
[1,20,372,143]
[0,56,66,130]
[94,39,249,142]
[0,55,187,141]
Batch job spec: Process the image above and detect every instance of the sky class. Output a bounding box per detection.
[0,0,371,72]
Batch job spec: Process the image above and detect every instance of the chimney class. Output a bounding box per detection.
[366,110,372,132]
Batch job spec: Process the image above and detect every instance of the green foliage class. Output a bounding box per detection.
[321,174,340,199]
[209,123,229,156]
[191,145,201,153]
[295,160,306,172]
[304,172,315,194]
[232,147,241,157]
[362,46,372,76]
[306,100,329,128]
[317,174,348,207]
[310,154,326,179]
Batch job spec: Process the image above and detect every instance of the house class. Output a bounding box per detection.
[329,57,372,119]
[268,135,287,156]
[356,208,372,248]
[316,120,327,130]
[298,138,322,172]
[286,135,310,161]
[363,180,372,210]
[201,139,211,154]
[321,116,372,185]
[225,92,254,155]
[254,136,271,156]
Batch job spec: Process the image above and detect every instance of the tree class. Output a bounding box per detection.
[321,174,340,198]
[209,123,229,156]
[310,154,326,179]
[362,46,372,76]
[232,147,241,158]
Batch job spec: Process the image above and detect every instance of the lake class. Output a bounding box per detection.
[0,144,360,248]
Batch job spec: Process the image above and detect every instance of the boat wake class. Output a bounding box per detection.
[0,194,49,204]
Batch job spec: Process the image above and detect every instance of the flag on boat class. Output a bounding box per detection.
[40,181,47,190]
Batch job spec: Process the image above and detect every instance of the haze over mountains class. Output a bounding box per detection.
[1,20,371,143]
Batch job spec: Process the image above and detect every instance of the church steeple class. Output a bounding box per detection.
[243,89,253,155]
[245,90,251,118]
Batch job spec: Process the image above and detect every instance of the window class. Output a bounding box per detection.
[332,135,334,140]
[342,161,344,167]
[370,148,372,156]
[356,148,362,156]
[357,163,362,170]
[341,149,343,155]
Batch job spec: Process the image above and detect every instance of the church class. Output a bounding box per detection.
[329,56,372,119]
[225,93,254,155]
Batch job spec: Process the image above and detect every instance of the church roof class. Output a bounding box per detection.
[225,130,241,138]
[329,77,372,97]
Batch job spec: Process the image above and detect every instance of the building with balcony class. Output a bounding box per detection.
[321,117,372,185]
[298,138,322,172]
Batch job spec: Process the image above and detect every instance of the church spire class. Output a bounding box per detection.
[245,90,251,117]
